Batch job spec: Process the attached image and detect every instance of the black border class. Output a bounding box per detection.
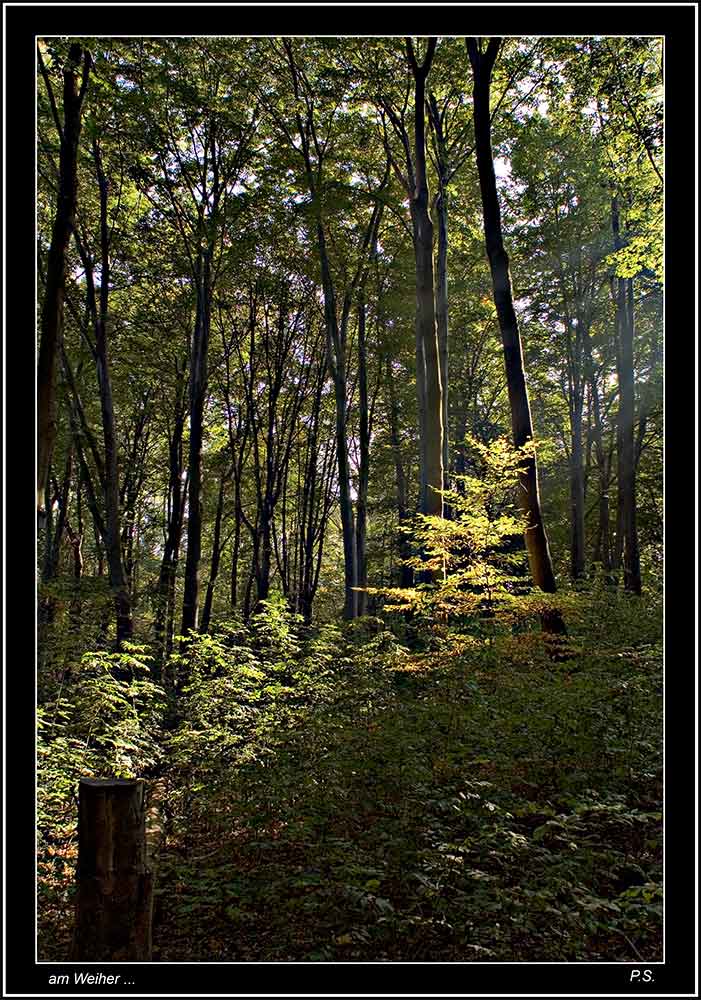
[5,2,697,995]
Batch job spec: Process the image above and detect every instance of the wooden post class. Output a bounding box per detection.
[72,778,153,961]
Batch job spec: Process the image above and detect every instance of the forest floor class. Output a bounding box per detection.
[38,590,662,963]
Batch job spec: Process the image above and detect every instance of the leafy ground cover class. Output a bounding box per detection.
[38,584,662,963]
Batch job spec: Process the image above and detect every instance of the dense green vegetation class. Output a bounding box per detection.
[37,34,663,963]
[38,584,662,962]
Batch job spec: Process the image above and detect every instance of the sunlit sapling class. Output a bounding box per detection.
[376,436,560,633]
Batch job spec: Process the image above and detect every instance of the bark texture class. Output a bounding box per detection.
[72,779,153,961]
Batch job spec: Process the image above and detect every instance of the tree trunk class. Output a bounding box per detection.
[37,44,89,522]
[613,419,625,573]
[72,778,153,961]
[92,140,132,645]
[570,396,585,579]
[317,221,357,620]
[386,358,414,588]
[230,495,242,610]
[582,322,611,573]
[356,297,370,616]
[433,186,450,494]
[467,37,559,598]
[407,39,443,522]
[201,471,227,630]
[44,449,72,582]
[182,250,212,634]
[612,204,642,594]
[256,512,273,606]
[154,398,186,666]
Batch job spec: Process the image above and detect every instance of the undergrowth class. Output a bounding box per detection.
[38,582,662,963]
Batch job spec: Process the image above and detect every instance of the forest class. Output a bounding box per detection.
[36,34,663,964]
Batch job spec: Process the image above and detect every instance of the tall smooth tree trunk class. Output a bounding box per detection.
[43,448,72,583]
[407,38,443,521]
[154,391,186,666]
[570,396,586,579]
[467,37,559,598]
[613,420,625,573]
[182,249,212,634]
[356,296,370,616]
[37,43,89,522]
[434,187,450,495]
[201,470,227,630]
[582,323,611,573]
[68,479,85,581]
[315,217,358,620]
[295,367,331,622]
[93,141,132,645]
[230,493,242,609]
[622,277,641,594]
[612,199,642,594]
[386,358,414,588]
[255,501,274,608]
[330,341,358,620]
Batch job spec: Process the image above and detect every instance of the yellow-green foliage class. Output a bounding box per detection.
[377,436,543,632]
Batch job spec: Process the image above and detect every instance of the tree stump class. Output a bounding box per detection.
[71,778,153,961]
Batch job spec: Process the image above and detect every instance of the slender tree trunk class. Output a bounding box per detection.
[407,39,443,522]
[41,477,55,587]
[613,422,625,573]
[570,396,585,579]
[70,481,84,581]
[356,297,369,616]
[582,323,612,573]
[611,198,641,593]
[243,559,256,621]
[433,187,450,494]
[622,277,641,594]
[37,44,89,522]
[67,479,85,629]
[467,37,559,599]
[386,359,414,588]
[296,368,331,622]
[257,513,273,606]
[317,221,358,619]
[44,449,72,582]
[230,493,242,609]
[154,400,186,664]
[182,250,212,634]
[612,234,642,594]
[92,140,132,645]
[201,471,226,630]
